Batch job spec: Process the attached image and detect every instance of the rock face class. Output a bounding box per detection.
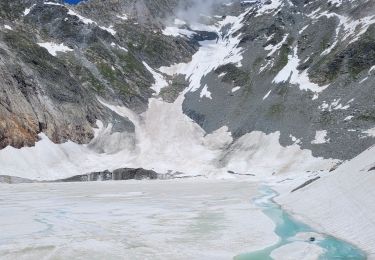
[52,168,158,182]
[113,168,159,180]
[0,168,160,183]
[0,175,35,184]
[0,0,194,149]
[180,0,375,160]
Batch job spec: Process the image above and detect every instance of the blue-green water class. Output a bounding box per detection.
[64,0,85,4]
[235,187,366,260]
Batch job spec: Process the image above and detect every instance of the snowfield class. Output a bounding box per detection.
[0,180,278,259]
[275,145,375,258]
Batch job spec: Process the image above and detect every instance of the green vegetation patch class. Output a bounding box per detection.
[215,63,251,86]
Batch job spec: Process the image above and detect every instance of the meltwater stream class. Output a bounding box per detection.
[236,186,366,260]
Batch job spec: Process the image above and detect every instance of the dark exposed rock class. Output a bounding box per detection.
[56,168,159,183]
[58,170,114,182]
[329,163,342,172]
[227,170,255,176]
[291,177,321,193]
[112,168,159,180]
[0,175,35,184]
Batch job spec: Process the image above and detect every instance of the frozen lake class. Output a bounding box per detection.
[0,180,278,259]
[0,180,366,259]
[236,187,366,260]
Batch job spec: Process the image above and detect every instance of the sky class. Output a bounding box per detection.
[64,0,83,4]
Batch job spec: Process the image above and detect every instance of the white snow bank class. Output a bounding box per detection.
[222,131,336,177]
[99,25,116,36]
[271,242,325,260]
[142,62,168,94]
[44,2,63,6]
[37,42,73,56]
[67,9,95,24]
[263,89,271,100]
[319,98,352,112]
[98,98,233,177]
[311,130,329,144]
[276,145,375,257]
[116,14,128,20]
[110,42,128,52]
[273,47,329,93]
[200,84,212,99]
[67,9,116,35]
[23,4,36,16]
[264,34,288,56]
[362,127,375,138]
[232,86,241,93]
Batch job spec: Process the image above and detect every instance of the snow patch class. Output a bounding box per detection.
[319,98,351,112]
[23,4,36,16]
[142,62,168,95]
[37,42,73,56]
[263,90,272,100]
[99,25,116,36]
[223,131,336,177]
[362,127,375,137]
[110,42,128,52]
[200,84,212,99]
[273,47,329,93]
[232,86,241,93]
[44,2,63,6]
[160,11,250,95]
[67,9,95,24]
[265,34,288,56]
[116,14,128,21]
[271,242,325,260]
[311,130,329,144]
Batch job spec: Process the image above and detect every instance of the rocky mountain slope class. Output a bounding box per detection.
[0,0,193,149]
[0,0,374,172]
[181,0,375,160]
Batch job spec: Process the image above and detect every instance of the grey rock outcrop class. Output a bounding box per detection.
[56,168,159,182]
